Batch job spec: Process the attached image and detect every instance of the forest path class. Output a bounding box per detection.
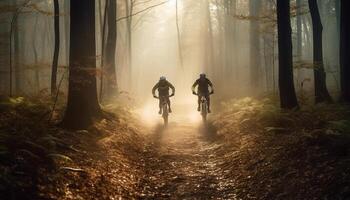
[138,105,237,199]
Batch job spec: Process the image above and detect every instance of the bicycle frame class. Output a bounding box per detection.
[195,92,212,123]
[200,96,208,122]
[155,95,173,126]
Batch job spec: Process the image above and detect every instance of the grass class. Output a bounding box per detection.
[211,97,350,199]
[0,95,147,199]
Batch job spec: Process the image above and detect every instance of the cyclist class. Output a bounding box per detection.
[152,76,175,114]
[192,73,214,113]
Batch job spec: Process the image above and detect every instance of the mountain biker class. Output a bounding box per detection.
[152,76,175,114]
[192,73,214,113]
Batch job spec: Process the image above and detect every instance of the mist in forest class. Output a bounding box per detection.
[0,0,342,108]
[2,0,350,199]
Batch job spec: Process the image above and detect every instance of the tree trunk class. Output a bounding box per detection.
[51,0,60,96]
[277,0,299,109]
[176,0,184,71]
[335,0,340,36]
[340,0,350,102]
[11,0,21,95]
[64,0,70,66]
[205,0,214,75]
[249,0,261,93]
[33,14,40,92]
[125,0,133,90]
[62,0,101,129]
[223,0,231,81]
[295,0,303,89]
[308,0,332,103]
[14,17,20,95]
[104,0,118,99]
[99,0,109,101]
[231,0,238,88]
[296,0,302,59]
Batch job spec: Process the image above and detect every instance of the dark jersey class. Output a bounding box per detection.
[192,78,213,93]
[152,80,175,96]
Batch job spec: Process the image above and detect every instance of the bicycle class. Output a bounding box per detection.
[154,94,174,126]
[194,92,213,123]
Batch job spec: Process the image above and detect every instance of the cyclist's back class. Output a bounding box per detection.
[194,77,212,94]
[155,80,173,96]
[152,76,175,114]
[192,73,214,113]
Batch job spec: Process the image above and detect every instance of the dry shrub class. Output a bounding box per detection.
[211,97,350,199]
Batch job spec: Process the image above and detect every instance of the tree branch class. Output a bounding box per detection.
[116,1,169,22]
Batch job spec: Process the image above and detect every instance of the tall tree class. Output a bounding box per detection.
[104,0,118,99]
[9,0,26,95]
[175,0,184,70]
[64,0,70,65]
[62,0,101,129]
[204,0,214,75]
[99,0,108,100]
[335,0,340,35]
[32,13,40,92]
[13,13,20,94]
[277,0,299,109]
[249,0,261,92]
[308,0,332,103]
[340,0,350,102]
[296,0,302,60]
[125,0,133,89]
[51,0,60,96]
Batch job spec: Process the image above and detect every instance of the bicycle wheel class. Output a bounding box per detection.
[162,104,168,126]
[201,102,207,122]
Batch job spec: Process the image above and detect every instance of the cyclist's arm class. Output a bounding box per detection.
[191,80,199,92]
[152,83,159,96]
[208,79,214,93]
[168,82,175,95]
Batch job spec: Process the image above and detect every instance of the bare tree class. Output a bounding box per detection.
[176,0,184,70]
[308,0,332,103]
[249,0,262,93]
[104,0,118,99]
[340,0,350,102]
[277,0,299,109]
[51,0,60,96]
[62,0,101,129]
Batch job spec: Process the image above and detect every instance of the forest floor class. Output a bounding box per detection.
[1,95,350,199]
[138,106,237,199]
[138,99,350,200]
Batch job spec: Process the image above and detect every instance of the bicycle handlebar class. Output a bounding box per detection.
[193,92,214,96]
[154,94,174,99]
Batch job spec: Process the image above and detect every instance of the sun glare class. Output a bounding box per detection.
[138,103,161,126]
[169,0,177,6]
[188,109,202,124]
[136,96,202,126]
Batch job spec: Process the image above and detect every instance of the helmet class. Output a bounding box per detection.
[200,73,206,78]
[160,76,166,81]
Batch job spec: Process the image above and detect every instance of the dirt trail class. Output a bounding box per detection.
[139,106,237,199]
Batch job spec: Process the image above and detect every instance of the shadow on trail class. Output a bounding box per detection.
[150,123,167,148]
[141,119,230,199]
[198,121,219,142]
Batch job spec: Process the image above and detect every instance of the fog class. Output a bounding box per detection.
[120,0,253,101]
[0,0,341,104]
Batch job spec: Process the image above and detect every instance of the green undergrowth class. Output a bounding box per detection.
[212,97,350,199]
[0,95,147,199]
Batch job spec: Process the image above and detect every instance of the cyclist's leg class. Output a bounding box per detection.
[166,97,172,113]
[158,97,163,114]
[197,94,201,111]
[206,94,211,113]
